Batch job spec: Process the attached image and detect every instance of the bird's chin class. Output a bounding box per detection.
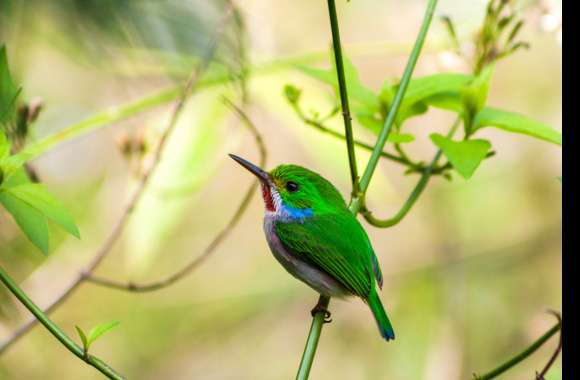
[261,183,276,212]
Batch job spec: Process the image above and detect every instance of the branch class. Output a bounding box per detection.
[473,314,562,380]
[361,116,461,228]
[294,108,454,174]
[0,5,235,355]
[0,266,125,380]
[296,0,439,378]
[327,0,359,197]
[536,311,562,380]
[357,0,439,196]
[83,98,266,292]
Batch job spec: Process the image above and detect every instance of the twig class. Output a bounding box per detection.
[0,266,126,380]
[84,98,266,292]
[357,0,439,196]
[0,5,235,355]
[361,116,461,227]
[536,311,562,380]
[296,110,454,174]
[296,0,439,379]
[327,0,360,198]
[473,317,562,380]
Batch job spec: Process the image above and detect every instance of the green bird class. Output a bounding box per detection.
[230,154,395,341]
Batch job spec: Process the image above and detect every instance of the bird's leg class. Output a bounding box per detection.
[311,297,332,323]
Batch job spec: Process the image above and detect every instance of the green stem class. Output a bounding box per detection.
[358,0,439,194]
[295,1,439,379]
[362,117,460,227]
[0,266,125,380]
[296,295,330,380]
[327,0,360,196]
[474,322,561,380]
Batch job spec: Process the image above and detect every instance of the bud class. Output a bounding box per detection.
[284,85,302,104]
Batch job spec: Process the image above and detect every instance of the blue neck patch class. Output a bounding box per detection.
[278,203,314,222]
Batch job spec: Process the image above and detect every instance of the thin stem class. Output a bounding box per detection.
[0,5,234,355]
[83,98,266,292]
[474,321,561,380]
[295,1,439,378]
[296,295,330,380]
[291,104,458,175]
[0,266,125,380]
[362,117,461,228]
[535,311,562,380]
[327,0,360,197]
[358,0,439,194]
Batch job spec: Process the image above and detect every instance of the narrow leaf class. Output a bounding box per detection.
[86,321,120,349]
[474,107,562,145]
[430,133,491,179]
[0,151,32,181]
[2,184,80,238]
[0,131,10,159]
[0,190,49,254]
[401,73,474,107]
[75,326,88,351]
[0,46,20,125]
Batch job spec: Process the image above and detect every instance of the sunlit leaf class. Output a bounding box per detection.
[0,189,49,254]
[461,65,495,132]
[0,46,21,125]
[397,73,474,124]
[76,321,120,352]
[430,133,491,179]
[296,54,379,112]
[401,73,474,106]
[2,184,80,238]
[0,131,10,159]
[86,320,120,348]
[75,326,88,351]
[473,107,562,145]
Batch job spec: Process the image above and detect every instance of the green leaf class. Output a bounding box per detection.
[2,184,80,238]
[355,113,414,142]
[0,151,32,181]
[283,84,302,104]
[461,65,495,132]
[0,131,10,159]
[86,321,120,349]
[75,326,88,351]
[430,133,491,179]
[0,189,49,254]
[473,107,562,145]
[296,55,379,113]
[402,73,474,106]
[397,73,474,124]
[388,133,415,144]
[0,46,21,125]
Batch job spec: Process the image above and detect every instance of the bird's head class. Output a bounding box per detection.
[229,154,347,217]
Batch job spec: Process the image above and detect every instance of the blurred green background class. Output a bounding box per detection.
[0,0,561,379]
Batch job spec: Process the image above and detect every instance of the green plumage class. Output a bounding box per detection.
[229,155,395,341]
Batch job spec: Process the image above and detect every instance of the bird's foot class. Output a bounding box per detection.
[311,303,332,324]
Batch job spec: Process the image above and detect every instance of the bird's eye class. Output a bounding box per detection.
[285,181,299,193]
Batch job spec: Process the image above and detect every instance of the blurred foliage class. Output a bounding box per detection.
[0,0,561,379]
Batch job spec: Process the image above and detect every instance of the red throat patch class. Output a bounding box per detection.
[261,184,276,212]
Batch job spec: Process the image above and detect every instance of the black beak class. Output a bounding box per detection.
[229,154,271,184]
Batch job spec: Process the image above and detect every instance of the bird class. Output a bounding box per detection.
[229,154,395,341]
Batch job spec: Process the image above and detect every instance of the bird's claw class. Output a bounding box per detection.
[311,305,332,324]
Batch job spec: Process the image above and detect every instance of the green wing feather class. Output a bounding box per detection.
[275,213,378,299]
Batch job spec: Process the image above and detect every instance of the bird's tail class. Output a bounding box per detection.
[368,289,395,341]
